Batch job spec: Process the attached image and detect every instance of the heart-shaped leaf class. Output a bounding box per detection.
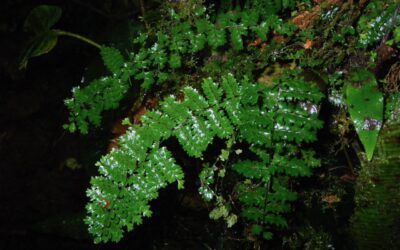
[19,31,59,69]
[346,69,383,161]
[24,5,62,34]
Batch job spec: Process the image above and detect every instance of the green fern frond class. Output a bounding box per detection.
[231,69,323,239]
[86,74,243,242]
[85,70,323,243]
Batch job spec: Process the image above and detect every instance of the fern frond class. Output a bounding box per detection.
[85,75,243,242]
[85,71,323,242]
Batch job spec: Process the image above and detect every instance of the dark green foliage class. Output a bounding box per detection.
[19,5,62,69]
[245,0,296,16]
[23,5,62,34]
[351,118,400,249]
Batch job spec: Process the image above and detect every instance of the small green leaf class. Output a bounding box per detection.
[262,231,273,240]
[220,149,230,161]
[190,33,206,53]
[100,47,124,74]
[63,123,76,133]
[218,169,226,177]
[177,179,185,190]
[209,205,229,220]
[207,28,226,50]
[230,26,246,51]
[251,224,263,235]
[24,5,62,34]
[169,53,182,69]
[121,118,132,126]
[226,214,237,228]
[346,70,383,161]
[252,22,269,41]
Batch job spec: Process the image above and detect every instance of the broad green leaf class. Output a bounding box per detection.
[19,31,58,69]
[346,69,383,161]
[24,5,62,34]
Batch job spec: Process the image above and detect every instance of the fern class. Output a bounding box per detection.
[64,4,302,133]
[85,70,323,243]
[86,74,240,243]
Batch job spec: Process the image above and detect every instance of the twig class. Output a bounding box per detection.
[343,146,355,175]
[139,0,151,31]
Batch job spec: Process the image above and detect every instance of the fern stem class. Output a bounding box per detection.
[53,29,102,49]
[139,0,150,31]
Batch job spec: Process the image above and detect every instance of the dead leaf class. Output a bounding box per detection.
[304,39,313,49]
[322,195,341,206]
